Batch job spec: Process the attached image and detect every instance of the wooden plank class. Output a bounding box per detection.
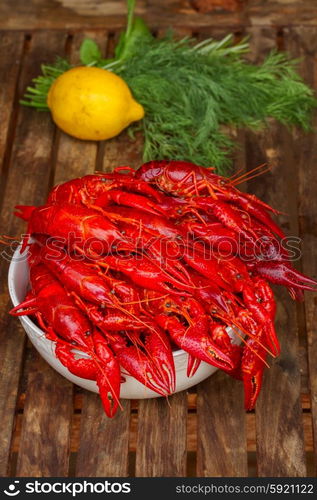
[245,27,306,477]
[285,26,317,476]
[0,32,25,196]
[197,371,248,476]
[0,32,27,478]
[2,0,317,31]
[102,131,143,172]
[76,396,130,477]
[53,31,108,185]
[135,392,187,477]
[190,0,241,14]
[7,31,74,477]
[0,0,244,30]
[246,0,317,28]
[16,353,73,476]
[0,30,67,477]
[11,393,315,453]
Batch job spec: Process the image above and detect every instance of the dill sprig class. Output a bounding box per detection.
[113,35,315,172]
[21,30,316,173]
[20,58,71,109]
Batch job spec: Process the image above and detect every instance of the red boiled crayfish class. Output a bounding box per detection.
[8,160,317,416]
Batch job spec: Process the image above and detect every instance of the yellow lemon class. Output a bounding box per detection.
[47,66,144,141]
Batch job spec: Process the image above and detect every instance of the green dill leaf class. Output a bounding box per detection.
[20,58,71,109]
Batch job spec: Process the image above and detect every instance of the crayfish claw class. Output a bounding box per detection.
[92,330,122,417]
[106,327,175,396]
[254,261,317,294]
[187,354,201,377]
[241,339,266,410]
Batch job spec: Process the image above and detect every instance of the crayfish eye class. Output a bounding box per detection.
[165,302,171,308]
[85,330,92,337]
[236,273,242,279]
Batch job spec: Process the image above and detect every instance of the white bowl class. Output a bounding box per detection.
[8,245,238,399]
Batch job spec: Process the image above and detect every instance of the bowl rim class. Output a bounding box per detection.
[8,244,186,358]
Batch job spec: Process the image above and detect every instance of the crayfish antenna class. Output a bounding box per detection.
[229,163,270,186]
[0,235,19,245]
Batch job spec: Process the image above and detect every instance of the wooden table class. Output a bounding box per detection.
[0,4,316,477]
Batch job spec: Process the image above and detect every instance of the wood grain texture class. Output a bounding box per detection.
[135,392,187,476]
[245,29,306,477]
[76,395,130,476]
[195,84,248,477]
[246,1,317,27]
[10,394,315,453]
[197,371,248,476]
[0,0,242,30]
[285,26,317,476]
[0,32,25,192]
[16,353,73,476]
[246,30,306,476]
[9,31,75,477]
[102,131,144,172]
[1,0,317,31]
[0,31,68,477]
[191,0,243,13]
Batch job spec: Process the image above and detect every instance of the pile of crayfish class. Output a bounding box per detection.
[10,160,317,417]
